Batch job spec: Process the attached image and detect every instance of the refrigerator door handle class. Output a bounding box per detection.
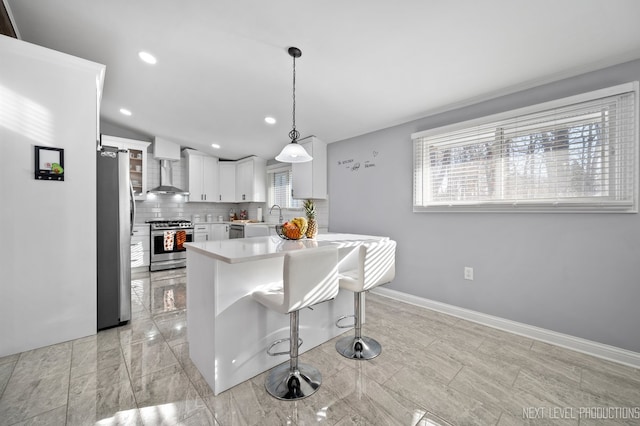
[118,151,132,324]
[129,180,136,236]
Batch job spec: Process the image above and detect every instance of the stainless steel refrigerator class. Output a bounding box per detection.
[97,146,134,330]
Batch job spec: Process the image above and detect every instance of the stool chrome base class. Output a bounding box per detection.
[335,335,381,360]
[265,362,322,400]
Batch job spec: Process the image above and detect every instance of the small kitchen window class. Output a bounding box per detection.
[267,165,302,209]
[412,82,638,213]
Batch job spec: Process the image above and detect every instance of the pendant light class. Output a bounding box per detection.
[276,47,313,163]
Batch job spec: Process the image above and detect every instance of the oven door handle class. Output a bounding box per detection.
[151,229,193,235]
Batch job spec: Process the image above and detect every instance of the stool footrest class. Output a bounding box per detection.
[267,337,303,357]
[335,314,356,329]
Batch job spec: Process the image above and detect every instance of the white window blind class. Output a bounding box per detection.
[413,82,638,213]
[267,165,302,209]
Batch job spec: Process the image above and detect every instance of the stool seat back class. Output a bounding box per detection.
[284,246,339,312]
[340,240,396,292]
[253,246,339,314]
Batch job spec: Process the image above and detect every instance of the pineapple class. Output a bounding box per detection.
[303,199,318,238]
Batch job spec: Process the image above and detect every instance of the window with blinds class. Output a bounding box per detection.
[413,82,638,212]
[267,165,302,209]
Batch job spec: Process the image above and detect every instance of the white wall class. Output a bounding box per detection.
[328,59,640,354]
[0,36,105,357]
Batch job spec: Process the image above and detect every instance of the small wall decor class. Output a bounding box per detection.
[337,149,379,174]
[34,146,64,181]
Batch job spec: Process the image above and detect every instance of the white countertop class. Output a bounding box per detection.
[193,221,272,226]
[184,233,387,264]
[138,221,275,226]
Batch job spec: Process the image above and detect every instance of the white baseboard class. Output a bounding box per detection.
[372,287,640,369]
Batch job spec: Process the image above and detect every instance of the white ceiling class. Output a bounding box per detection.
[6,0,640,160]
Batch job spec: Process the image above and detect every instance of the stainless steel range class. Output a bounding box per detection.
[147,219,194,271]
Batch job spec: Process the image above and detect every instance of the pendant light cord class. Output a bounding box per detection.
[276,47,312,163]
[289,52,300,143]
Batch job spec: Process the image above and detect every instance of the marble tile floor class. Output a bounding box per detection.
[1,268,640,425]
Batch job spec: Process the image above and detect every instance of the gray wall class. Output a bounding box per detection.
[328,59,640,353]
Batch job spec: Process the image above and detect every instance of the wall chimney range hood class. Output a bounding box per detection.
[148,137,189,195]
[148,160,189,195]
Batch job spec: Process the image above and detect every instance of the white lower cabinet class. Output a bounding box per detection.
[195,224,230,241]
[131,225,150,268]
[244,224,270,238]
[211,223,230,240]
[194,224,210,242]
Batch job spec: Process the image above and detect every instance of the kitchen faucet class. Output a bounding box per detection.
[269,204,283,224]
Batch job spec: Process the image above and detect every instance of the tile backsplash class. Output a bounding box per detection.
[137,156,328,227]
[135,197,328,227]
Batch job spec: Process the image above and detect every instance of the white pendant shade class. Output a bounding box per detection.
[276,142,313,163]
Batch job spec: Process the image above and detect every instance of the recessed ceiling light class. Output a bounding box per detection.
[211,143,221,149]
[119,108,132,116]
[264,116,276,125]
[138,51,157,65]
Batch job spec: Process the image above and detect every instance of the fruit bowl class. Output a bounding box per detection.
[275,224,305,240]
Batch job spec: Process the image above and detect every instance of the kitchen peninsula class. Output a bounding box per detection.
[184,233,389,395]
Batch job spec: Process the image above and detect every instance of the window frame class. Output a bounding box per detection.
[412,82,639,213]
[266,164,303,210]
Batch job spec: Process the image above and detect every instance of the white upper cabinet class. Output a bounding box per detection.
[183,149,219,202]
[218,161,237,202]
[202,156,219,201]
[236,156,267,202]
[292,136,327,199]
[101,135,151,200]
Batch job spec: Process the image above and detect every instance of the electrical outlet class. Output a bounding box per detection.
[464,267,474,281]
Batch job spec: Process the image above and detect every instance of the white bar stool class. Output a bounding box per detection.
[335,239,396,360]
[252,245,339,400]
